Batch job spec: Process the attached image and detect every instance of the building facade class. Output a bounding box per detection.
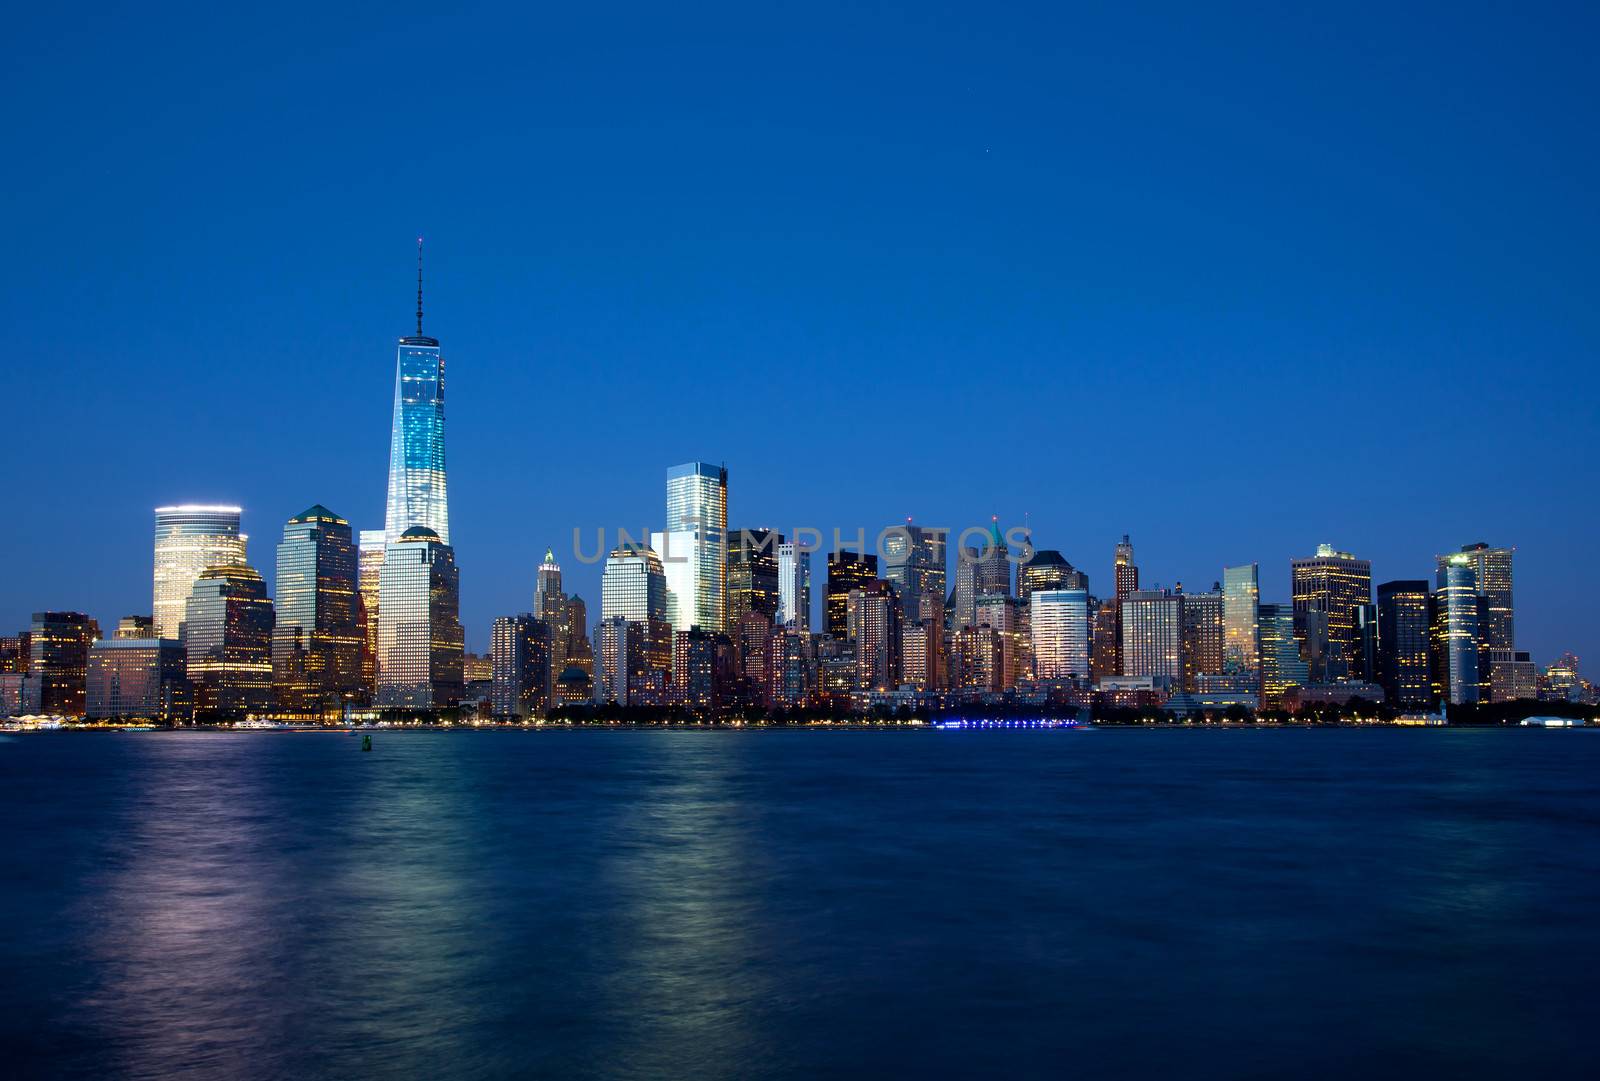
[384,250,450,545]
[87,638,189,721]
[153,505,246,639]
[491,614,553,718]
[376,527,464,709]
[1031,588,1090,680]
[272,504,362,712]
[185,565,275,716]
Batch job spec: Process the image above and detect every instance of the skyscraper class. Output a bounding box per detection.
[384,241,449,545]
[726,528,781,628]
[825,551,878,641]
[652,462,728,633]
[152,505,246,639]
[599,544,672,696]
[1180,587,1223,692]
[1451,543,1514,650]
[491,614,553,718]
[776,541,812,630]
[24,612,100,716]
[272,505,361,712]
[1017,550,1086,603]
[376,527,464,709]
[185,565,274,717]
[1031,588,1090,680]
[975,592,1022,688]
[357,529,386,697]
[534,548,571,677]
[1290,544,1372,681]
[601,545,669,624]
[1257,602,1307,709]
[882,522,948,628]
[1432,554,1482,707]
[1121,591,1183,684]
[87,637,189,721]
[1376,580,1431,709]
[847,579,901,690]
[1222,564,1260,689]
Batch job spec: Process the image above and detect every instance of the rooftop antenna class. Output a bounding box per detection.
[415,237,424,336]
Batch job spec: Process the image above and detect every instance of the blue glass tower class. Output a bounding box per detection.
[384,240,449,545]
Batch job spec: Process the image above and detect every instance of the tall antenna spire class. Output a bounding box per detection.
[415,237,424,336]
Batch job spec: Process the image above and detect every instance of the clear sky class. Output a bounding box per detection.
[5,3,1596,663]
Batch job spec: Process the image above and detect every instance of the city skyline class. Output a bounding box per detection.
[5,6,1596,666]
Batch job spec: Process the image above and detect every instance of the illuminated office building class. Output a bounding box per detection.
[87,637,189,721]
[153,505,246,639]
[776,541,812,630]
[1221,564,1260,688]
[847,579,900,690]
[650,462,727,633]
[272,505,361,712]
[1121,590,1182,685]
[952,549,979,631]
[825,551,878,642]
[726,528,781,628]
[534,548,571,676]
[976,520,1010,598]
[733,608,775,706]
[1114,534,1139,599]
[1257,602,1307,709]
[1031,588,1090,680]
[563,595,593,682]
[1448,543,1514,650]
[384,242,450,545]
[671,626,733,713]
[1180,587,1223,692]
[358,529,385,696]
[1090,598,1121,682]
[975,592,1022,688]
[1291,544,1372,681]
[376,527,464,710]
[601,545,668,624]
[770,626,815,707]
[1432,554,1483,707]
[185,565,275,717]
[1487,648,1538,703]
[883,522,948,627]
[491,614,553,718]
[950,625,1004,693]
[1376,580,1431,709]
[24,611,100,716]
[901,594,945,691]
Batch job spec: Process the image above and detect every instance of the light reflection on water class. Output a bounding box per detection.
[2,729,1598,1079]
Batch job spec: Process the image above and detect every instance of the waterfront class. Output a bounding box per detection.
[2,729,1596,1079]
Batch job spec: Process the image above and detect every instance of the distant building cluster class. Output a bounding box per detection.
[3,254,1593,724]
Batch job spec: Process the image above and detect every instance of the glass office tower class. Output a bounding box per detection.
[384,247,449,545]
[376,527,464,709]
[1449,543,1514,650]
[185,565,275,717]
[652,462,727,633]
[1031,588,1090,680]
[726,528,781,627]
[358,529,386,696]
[1257,602,1307,709]
[1221,563,1260,687]
[272,505,362,712]
[1433,555,1482,706]
[776,542,811,630]
[1376,580,1431,710]
[1290,543,1373,680]
[153,505,246,639]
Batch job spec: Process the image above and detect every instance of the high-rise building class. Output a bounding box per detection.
[825,551,878,641]
[152,505,246,639]
[952,549,979,631]
[491,614,553,718]
[1257,602,1307,709]
[1450,543,1514,650]
[1114,534,1139,599]
[950,625,1004,693]
[563,594,593,682]
[901,594,945,691]
[1090,598,1121,682]
[776,541,812,630]
[601,545,669,624]
[1031,588,1090,681]
[1432,554,1483,707]
[272,505,362,712]
[847,579,901,690]
[975,592,1022,688]
[670,627,734,714]
[87,637,189,721]
[384,242,450,545]
[726,528,781,629]
[883,522,948,628]
[1376,580,1431,710]
[376,527,464,709]
[1180,587,1223,692]
[1221,564,1260,689]
[357,529,386,697]
[1487,648,1538,703]
[1121,591,1182,685]
[595,616,669,708]
[976,521,1011,598]
[732,608,775,706]
[185,565,275,717]
[25,612,100,716]
[650,462,728,633]
[1291,544,1372,682]
[770,626,815,707]
[532,548,571,679]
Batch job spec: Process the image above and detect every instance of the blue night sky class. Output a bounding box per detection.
[5,3,1596,662]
